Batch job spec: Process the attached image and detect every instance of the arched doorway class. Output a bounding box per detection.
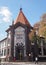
[15,43,24,60]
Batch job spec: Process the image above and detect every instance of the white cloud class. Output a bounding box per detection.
[0,6,12,22]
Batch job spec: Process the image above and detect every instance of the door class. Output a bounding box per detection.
[15,44,24,60]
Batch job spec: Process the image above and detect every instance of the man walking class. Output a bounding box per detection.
[35,57,38,64]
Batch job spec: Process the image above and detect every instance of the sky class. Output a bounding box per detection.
[0,0,46,40]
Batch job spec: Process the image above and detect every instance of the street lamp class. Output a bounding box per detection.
[40,35,44,56]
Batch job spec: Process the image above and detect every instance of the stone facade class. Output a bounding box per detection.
[0,9,33,61]
[0,9,46,62]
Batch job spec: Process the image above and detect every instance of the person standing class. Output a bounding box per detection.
[35,57,38,64]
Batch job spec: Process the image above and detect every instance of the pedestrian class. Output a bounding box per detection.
[35,57,38,64]
[14,57,16,62]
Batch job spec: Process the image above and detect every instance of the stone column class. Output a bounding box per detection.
[24,46,26,57]
[14,46,15,57]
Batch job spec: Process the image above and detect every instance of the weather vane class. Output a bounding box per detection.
[20,5,22,11]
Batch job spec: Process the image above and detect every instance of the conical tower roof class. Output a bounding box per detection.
[14,8,31,27]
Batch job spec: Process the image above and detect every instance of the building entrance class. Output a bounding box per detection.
[15,43,24,60]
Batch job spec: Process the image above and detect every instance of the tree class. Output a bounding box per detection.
[29,29,41,48]
[34,13,46,41]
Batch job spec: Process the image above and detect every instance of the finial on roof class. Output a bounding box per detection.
[20,8,22,11]
[12,20,14,25]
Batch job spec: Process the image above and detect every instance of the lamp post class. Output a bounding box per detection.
[40,35,44,56]
[34,31,38,60]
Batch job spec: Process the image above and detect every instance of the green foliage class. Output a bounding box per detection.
[31,35,39,42]
[31,35,41,47]
[43,30,46,40]
[44,24,46,26]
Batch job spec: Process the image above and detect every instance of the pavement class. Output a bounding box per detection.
[0,62,46,65]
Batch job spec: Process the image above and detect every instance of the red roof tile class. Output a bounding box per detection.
[14,8,31,27]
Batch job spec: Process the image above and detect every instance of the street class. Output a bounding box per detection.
[0,62,46,65]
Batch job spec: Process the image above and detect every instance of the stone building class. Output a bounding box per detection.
[0,8,46,62]
[0,8,33,61]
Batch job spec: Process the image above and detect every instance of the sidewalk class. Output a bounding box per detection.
[1,62,46,65]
